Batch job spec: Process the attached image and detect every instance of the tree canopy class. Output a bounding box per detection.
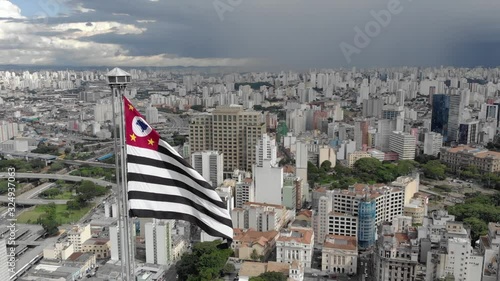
[249,271,287,281]
[176,240,233,281]
[422,160,446,180]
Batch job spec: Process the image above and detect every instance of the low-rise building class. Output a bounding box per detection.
[43,241,75,260]
[232,202,293,232]
[276,228,314,269]
[321,235,357,275]
[440,145,500,173]
[238,261,304,281]
[232,228,279,261]
[81,238,111,259]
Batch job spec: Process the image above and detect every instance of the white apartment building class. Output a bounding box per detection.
[145,219,173,266]
[253,159,283,206]
[109,224,121,261]
[423,132,443,156]
[231,202,292,232]
[389,131,416,160]
[234,172,254,208]
[479,223,500,281]
[276,228,314,269]
[145,105,159,124]
[191,151,224,187]
[327,212,358,237]
[0,121,19,142]
[315,184,405,244]
[321,235,358,275]
[43,242,74,260]
[67,224,91,252]
[426,238,483,281]
[255,133,277,167]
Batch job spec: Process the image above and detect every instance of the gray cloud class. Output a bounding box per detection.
[2,0,500,68]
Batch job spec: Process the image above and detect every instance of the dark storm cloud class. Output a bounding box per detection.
[4,0,500,68]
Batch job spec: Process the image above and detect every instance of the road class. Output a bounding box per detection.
[0,172,116,188]
[62,159,115,169]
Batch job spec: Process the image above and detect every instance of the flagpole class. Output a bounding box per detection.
[110,85,126,280]
[107,68,133,281]
[118,88,134,280]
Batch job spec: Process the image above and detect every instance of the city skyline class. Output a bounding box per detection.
[0,0,499,69]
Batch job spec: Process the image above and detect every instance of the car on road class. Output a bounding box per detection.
[312,273,318,277]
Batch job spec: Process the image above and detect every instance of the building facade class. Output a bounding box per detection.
[191,150,224,187]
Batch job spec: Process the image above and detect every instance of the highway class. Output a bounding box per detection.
[0,173,116,188]
[62,159,115,169]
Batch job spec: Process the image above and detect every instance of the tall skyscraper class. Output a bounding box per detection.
[145,219,173,266]
[354,119,369,151]
[191,151,224,187]
[447,95,462,142]
[431,94,450,142]
[189,114,212,153]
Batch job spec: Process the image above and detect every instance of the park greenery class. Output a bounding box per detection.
[18,203,94,228]
[70,166,115,181]
[249,272,288,281]
[447,193,500,243]
[66,180,109,210]
[308,158,417,189]
[176,240,233,281]
[36,203,60,236]
[31,144,60,155]
[0,159,46,173]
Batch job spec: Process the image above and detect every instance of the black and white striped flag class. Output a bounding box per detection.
[124,96,233,240]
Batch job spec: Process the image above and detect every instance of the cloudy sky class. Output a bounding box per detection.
[1,0,499,69]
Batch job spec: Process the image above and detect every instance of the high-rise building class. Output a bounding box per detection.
[354,119,369,151]
[189,114,213,153]
[423,132,443,156]
[145,105,159,124]
[362,98,383,118]
[458,120,479,145]
[447,95,462,142]
[358,198,376,249]
[191,151,224,187]
[145,219,173,265]
[479,223,500,281]
[255,133,277,167]
[431,94,450,141]
[389,131,416,160]
[253,160,283,206]
[189,106,265,173]
[375,119,398,152]
[109,224,121,261]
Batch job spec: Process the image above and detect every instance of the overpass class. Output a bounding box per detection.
[0,197,69,205]
[62,159,115,169]
[0,173,116,188]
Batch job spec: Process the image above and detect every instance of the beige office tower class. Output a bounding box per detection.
[213,105,265,173]
[189,113,213,153]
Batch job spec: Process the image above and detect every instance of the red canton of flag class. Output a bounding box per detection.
[124,97,159,150]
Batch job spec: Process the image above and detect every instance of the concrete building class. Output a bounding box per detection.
[232,202,292,232]
[440,145,500,173]
[255,133,277,167]
[191,150,224,187]
[425,238,483,281]
[189,114,212,154]
[423,132,443,156]
[479,223,500,281]
[109,224,121,261]
[347,151,372,168]
[389,131,416,160]
[327,212,358,237]
[235,172,255,208]
[276,228,314,269]
[82,238,111,259]
[321,235,358,275]
[43,242,75,260]
[374,222,418,281]
[145,105,159,124]
[67,224,91,252]
[458,120,480,145]
[318,145,336,167]
[253,159,283,206]
[238,261,304,281]
[232,229,279,261]
[145,219,173,266]
[391,175,419,206]
[1,139,28,152]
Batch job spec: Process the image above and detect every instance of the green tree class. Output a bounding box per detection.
[320,160,332,172]
[249,271,287,281]
[354,157,382,174]
[422,160,446,180]
[464,217,488,243]
[250,249,259,261]
[49,161,65,172]
[222,263,235,275]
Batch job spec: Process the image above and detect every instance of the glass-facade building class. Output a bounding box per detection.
[431,94,450,142]
[358,198,376,249]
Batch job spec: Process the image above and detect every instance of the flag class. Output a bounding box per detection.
[124,96,233,240]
